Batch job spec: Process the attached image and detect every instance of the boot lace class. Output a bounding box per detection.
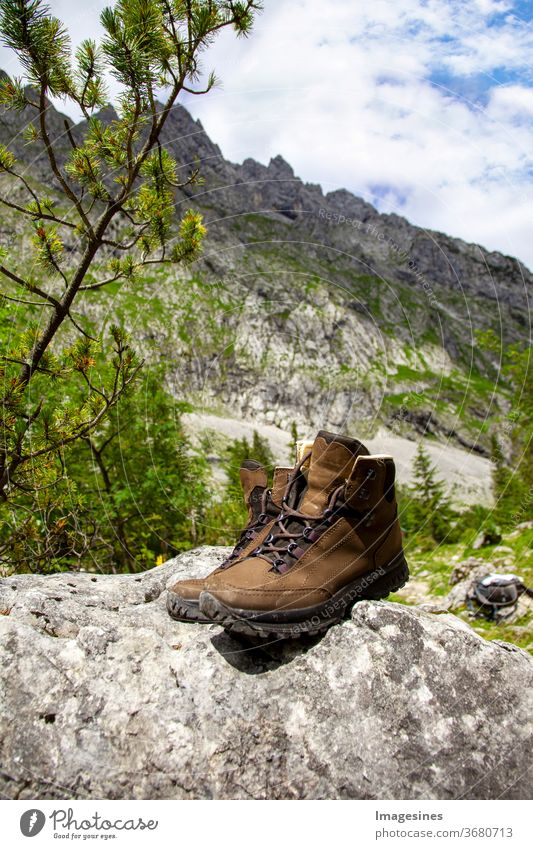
[251,466,376,574]
[220,486,276,569]
[250,483,346,573]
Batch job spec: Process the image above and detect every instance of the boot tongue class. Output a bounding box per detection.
[271,467,291,507]
[299,431,369,516]
[239,461,268,520]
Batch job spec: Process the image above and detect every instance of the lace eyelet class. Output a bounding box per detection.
[366,468,376,479]
[258,513,268,524]
[274,558,285,569]
[287,542,298,553]
[358,487,370,499]
[303,527,313,539]
[265,533,274,544]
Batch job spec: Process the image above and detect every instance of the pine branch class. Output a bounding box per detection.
[37,83,94,236]
[100,221,153,251]
[1,160,59,219]
[78,270,125,292]
[66,311,99,341]
[0,264,60,307]
[19,359,143,463]
[63,118,78,150]
[0,290,55,307]
[0,192,76,229]
[0,354,57,375]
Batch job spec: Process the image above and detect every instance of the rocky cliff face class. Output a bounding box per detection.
[0,547,531,800]
[1,79,529,447]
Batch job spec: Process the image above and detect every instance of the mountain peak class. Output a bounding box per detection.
[267,154,295,178]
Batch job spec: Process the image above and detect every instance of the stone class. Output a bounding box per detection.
[449,557,486,585]
[493,557,515,568]
[1,547,532,800]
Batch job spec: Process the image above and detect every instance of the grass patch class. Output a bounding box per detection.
[399,527,533,653]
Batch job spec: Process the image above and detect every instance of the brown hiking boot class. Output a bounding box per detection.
[166,461,291,622]
[199,430,409,638]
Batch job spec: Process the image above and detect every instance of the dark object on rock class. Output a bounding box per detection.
[167,462,289,623]
[467,574,533,622]
[472,527,502,549]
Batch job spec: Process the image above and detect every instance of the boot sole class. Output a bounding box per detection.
[199,552,409,639]
[166,590,212,624]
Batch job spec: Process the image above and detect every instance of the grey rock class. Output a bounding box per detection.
[1,547,532,800]
[449,557,487,585]
[446,563,495,609]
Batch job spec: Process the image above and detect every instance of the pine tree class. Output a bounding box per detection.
[408,442,452,542]
[477,330,533,526]
[0,1,260,499]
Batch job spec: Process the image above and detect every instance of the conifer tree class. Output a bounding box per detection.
[409,441,451,542]
[0,0,260,505]
[477,330,533,525]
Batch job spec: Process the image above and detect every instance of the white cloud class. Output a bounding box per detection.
[1,0,532,267]
[488,84,533,119]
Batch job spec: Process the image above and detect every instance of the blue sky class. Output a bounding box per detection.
[1,0,532,268]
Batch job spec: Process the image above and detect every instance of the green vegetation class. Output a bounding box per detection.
[222,429,274,494]
[481,333,533,526]
[395,432,532,655]
[0,365,210,572]
[382,356,509,444]
[394,526,533,653]
[400,442,453,543]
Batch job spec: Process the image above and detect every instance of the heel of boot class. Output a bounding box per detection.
[361,553,409,601]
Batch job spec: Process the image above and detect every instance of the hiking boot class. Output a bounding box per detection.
[166,461,290,622]
[199,430,409,638]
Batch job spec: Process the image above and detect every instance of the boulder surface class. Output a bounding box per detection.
[0,547,531,800]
